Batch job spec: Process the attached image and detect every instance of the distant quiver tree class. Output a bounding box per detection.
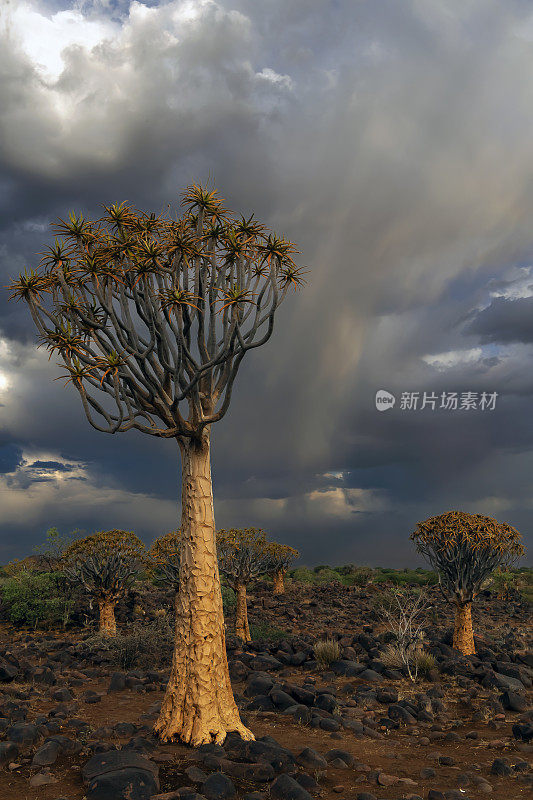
[62,529,145,635]
[217,528,272,642]
[265,541,299,594]
[411,511,524,655]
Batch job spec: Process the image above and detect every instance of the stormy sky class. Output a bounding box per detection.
[1,0,533,567]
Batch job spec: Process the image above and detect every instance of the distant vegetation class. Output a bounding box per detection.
[289,564,439,587]
[288,562,533,603]
[0,524,529,635]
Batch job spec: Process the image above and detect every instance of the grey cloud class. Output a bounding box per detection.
[1,1,533,563]
[467,296,533,344]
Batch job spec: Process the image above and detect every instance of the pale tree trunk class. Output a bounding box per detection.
[453,600,475,655]
[154,432,254,746]
[98,597,117,636]
[235,582,251,642]
[272,568,285,595]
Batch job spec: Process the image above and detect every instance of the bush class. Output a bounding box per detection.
[290,567,315,584]
[86,616,173,669]
[249,622,287,642]
[375,588,429,682]
[0,570,73,629]
[343,566,374,586]
[221,584,236,613]
[314,638,341,668]
[416,649,437,678]
[380,642,436,678]
[314,568,342,584]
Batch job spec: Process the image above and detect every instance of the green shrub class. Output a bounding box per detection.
[290,567,315,584]
[221,584,236,613]
[314,568,342,584]
[342,566,374,586]
[249,622,287,642]
[1,570,73,629]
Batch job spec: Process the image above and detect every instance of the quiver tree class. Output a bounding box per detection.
[62,529,145,635]
[148,530,182,592]
[217,528,271,642]
[411,511,524,655]
[265,541,299,594]
[9,183,306,745]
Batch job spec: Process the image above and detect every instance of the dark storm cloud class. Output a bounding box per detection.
[467,296,533,344]
[0,443,24,474]
[1,1,533,564]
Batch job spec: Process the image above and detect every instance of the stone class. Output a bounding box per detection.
[314,693,337,713]
[377,772,399,786]
[295,747,328,769]
[319,718,340,731]
[186,766,208,783]
[201,773,236,800]
[0,661,19,682]
[270,774,313,800]
[52,688,73,702]
[493,672,525,691]
[244,675,274,697]
[29,771,58,787]
[247,695,275,712]
[82,750,159,800]
[358,669,383,683]
[0,742,18,765]
[490,758,512,776]
[270,690,296,710]
[330,660,365,676]
[9,723,40,744]
[512,722,533,742]
[32,739,60,766]
[108,673,127,692]
[500,690,527,712]
[325,749,356,767]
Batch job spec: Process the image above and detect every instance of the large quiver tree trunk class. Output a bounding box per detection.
[154,433,254,746]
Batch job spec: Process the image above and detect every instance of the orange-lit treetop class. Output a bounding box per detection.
[411,511,524,603]
[265,541,299,573]
[63,529,145,599]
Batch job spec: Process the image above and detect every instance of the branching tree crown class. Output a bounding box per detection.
[411,510,524,603]
[148,530,182,588]
[217,528,271,587]
[8,184,306,439]
[265,542,299,574]
[63,529,145,599]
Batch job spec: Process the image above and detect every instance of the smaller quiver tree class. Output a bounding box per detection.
[217,528,271,642]
[265,542,299,594]
[411,511,524,655]
[63,529,145,635]
[148,530,182,613]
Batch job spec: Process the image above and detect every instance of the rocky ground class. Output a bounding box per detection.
[0,580,530,800]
